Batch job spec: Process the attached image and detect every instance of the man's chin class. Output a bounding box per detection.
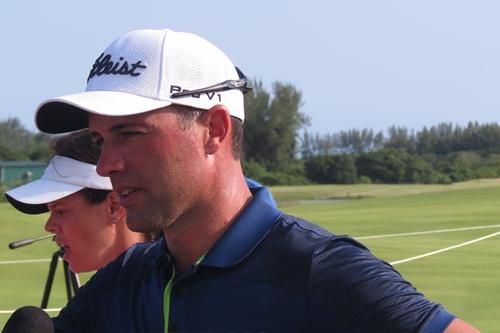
[126,212,163,233]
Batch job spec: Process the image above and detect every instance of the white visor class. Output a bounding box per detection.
[4,155,112,214]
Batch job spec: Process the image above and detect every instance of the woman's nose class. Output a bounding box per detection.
[45,214,61,233]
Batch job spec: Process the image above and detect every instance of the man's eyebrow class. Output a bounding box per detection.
[89,122,150,142]
[90,122,147,136]
[109,122,148,132]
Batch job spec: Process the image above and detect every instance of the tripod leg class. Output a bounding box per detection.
[62,260,80,300]
[70,271,80,296]
[62,260,73,301]
[41,250,61,309]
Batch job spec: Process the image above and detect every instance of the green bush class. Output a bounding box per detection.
[430,171,453,184]
[473,167,500,179]
[356,175,372,184]
[304,154,357,184]
[242,159,309,186]
[356,149,407,183]
[242,160,268,182]
[0,185,8,203]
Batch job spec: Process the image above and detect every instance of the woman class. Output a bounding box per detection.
[4,130,152,273]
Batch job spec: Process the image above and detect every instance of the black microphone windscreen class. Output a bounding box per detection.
[2,306,54,333]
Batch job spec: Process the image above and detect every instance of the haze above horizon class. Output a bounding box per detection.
[1,1,499,134]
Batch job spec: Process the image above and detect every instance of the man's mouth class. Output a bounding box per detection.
[117,187,140,207]
[120,188,136,197]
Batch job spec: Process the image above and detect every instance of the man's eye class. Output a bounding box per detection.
[119,131,143,138]
[55,210,65,217]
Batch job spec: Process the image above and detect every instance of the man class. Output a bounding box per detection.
[35,29,479,332]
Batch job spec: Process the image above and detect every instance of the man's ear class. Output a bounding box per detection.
[202,105,231,155]
[106,192,125,224]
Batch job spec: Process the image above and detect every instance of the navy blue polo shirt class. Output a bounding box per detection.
[53,180,455,332]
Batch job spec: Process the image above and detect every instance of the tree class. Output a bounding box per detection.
[385,126,416,153]
[337,129,384,154]
[243,80,309,170]
[356,149,407,183]
[0,144,27,160]
[402,154,435,183]
[0,118,50,161]
[299,131,339,158]
[305,154,357,184]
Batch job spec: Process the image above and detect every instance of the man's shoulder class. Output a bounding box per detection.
[269,213,367,254]
[268,215,451,332]
[120,240,164,267]
[53,240,167,331]
[232,213,369,295]
[89,240,166,288]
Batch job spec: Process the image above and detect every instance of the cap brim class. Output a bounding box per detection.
[4,179,84,215]
[35,91,174,134]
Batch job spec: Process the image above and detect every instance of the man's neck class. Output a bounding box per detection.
[163,176,253,274]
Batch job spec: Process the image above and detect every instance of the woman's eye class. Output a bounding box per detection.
[91,134,104,147]
[93,137,103,147]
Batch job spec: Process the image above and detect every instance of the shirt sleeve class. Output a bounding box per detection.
[307,237,455,332]
[52,253,125,333]
[52,273,97,333]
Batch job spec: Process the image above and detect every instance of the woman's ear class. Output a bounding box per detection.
[107,191,125,224]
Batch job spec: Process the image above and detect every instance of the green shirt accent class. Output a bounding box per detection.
[163,265,175,333]
[163,253,206,333]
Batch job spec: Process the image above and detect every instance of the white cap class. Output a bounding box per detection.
[35,29,248,134]
[4,156,112,214]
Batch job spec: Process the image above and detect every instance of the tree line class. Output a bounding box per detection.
[241,80,500,185]
[2,80,500,186]
[300,122,500,157]
[0,118,51,161]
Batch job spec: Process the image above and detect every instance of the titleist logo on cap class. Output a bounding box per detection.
[87,53,147,81]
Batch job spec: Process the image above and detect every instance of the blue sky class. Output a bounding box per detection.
[1,0,499,134]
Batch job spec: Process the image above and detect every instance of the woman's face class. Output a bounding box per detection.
[45,191,116,273]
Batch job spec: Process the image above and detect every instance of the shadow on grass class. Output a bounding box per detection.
[278,195,369,207]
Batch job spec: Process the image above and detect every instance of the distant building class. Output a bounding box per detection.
[0,160,46,187]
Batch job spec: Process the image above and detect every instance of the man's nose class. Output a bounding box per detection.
[96,143,125,177]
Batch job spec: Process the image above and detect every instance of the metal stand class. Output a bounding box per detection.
[41,247,80,309]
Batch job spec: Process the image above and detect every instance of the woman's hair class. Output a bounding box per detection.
[51,130,110,205]
[51,129,101,164]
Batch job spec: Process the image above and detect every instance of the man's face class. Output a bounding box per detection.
[89,107,208,233]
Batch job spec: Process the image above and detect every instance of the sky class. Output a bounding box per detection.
[1,0,499,135]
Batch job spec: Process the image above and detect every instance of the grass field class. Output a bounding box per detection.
[1,179,500,330]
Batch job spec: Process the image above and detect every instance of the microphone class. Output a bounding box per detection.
[8,235,54,250]
[2,306,54,333]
